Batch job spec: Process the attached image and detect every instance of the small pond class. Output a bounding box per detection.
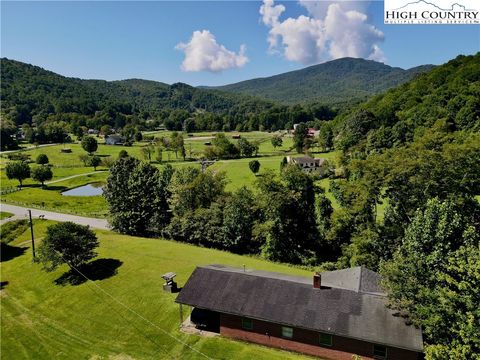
[62,183,104,196]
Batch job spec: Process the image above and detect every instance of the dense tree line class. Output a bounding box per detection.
[328,126,480,358]
[103,158,335,263]
[334,53,479,152]
[1,58,342,149]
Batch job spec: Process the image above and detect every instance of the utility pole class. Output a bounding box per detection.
[28,210,35,261]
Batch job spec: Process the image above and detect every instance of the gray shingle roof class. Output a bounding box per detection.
[321,266,384,295]
[291,156,326,166]
[175,265,423,352]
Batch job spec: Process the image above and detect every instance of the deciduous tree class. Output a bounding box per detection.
[223,187,257,253]
[81,136,98,155]
[103,158,161,235]
[37,222,99,271]
[5,161,30,188]
[88,155,101,170]
[381,198,479,357]
[271,136,283,149]
[31,166,53,187]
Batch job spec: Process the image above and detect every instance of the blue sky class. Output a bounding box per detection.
[1,1,479,86]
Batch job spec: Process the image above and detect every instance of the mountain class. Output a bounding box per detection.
[333,53,480,151]
[212,58,434,105]
[0,58,273,124]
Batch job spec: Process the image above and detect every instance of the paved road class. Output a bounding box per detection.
[0,203,109,230]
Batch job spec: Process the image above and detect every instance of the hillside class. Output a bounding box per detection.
[1,221,313,359]
[212,58,434,105]
[333,53,480,151]
[0,58,273,124]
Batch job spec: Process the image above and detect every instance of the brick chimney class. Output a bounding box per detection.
[313,272,321,289]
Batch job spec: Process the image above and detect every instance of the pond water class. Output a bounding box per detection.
[62,183,104,196]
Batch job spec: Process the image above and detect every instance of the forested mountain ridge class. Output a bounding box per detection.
[0,58,274,126]
[211,57,434,104]
[333,53,480,152]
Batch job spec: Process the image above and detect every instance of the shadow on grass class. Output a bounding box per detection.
[0,243,27,262]
[55,258,123,286]
[1,281,9,289]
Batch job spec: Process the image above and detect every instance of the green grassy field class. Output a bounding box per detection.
[1,221,315,360]
[0,132,291,169]
[1,134,341,217]
[211,151,340,192]
[0,211,13,220]
[1,172,109,218]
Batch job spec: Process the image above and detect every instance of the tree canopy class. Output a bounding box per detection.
[37,222,99,271]
[5,161,30,188]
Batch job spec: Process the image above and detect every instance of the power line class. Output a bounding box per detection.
[59,257,214,360]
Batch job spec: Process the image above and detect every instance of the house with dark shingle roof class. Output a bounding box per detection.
[176,265,423,360]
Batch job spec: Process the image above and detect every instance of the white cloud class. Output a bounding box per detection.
[299,0,369,19]
[260,0,385,65]
[260,0,285,26]
[269,15,326,64]
[324,3,385,61]
[176,30,249,72]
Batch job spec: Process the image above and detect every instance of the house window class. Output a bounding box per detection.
[319,333,332,347]
[281,326,293,339]
[373,345,387,359]
[241,318,253,330]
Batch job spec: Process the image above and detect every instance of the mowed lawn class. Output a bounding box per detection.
[1,172,109,218]
[1,222,316,360]
[1,135,341,217]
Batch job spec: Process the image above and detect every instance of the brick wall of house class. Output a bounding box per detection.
[220,313,420,360]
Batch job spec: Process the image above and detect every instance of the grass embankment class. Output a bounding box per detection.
[0,211,13,220]
[1,222,316,360]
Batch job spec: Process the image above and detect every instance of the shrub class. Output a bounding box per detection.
[0,220,29,244]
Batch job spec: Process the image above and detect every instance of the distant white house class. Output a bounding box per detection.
[287,156,328,175]
[105,134,125,145]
